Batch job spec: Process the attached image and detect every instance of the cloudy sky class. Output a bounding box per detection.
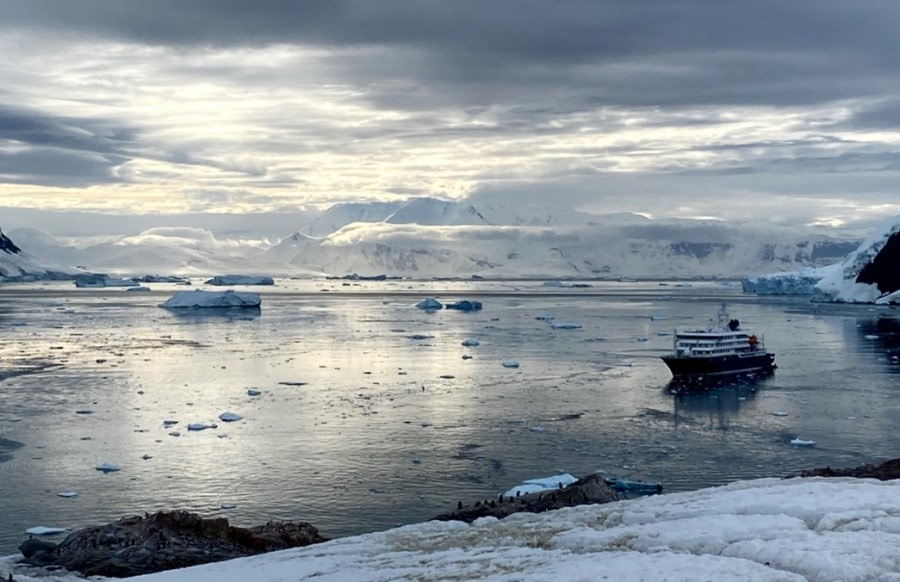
[2,0,900,233]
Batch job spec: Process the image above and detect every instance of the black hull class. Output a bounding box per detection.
[661,352,776,380]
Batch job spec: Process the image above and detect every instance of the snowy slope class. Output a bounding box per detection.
[745,215,900,303]
[298,201,403,238]
[0,228,84,280]
[3,477,889,582]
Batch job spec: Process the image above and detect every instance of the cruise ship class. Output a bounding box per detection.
[661,305,776,382]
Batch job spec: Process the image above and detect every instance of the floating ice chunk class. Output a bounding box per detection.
[205,275,274,286]
[218,412,242,422]
[503,473,577,497]
[461,338,480,347]
[168,431,181,437]
[247,388,262,396]
[864,334,879,340]
[407,334,433,340]
[220,503,237,510]
[530,425,546,433]
[95,462,120,473]
[535,313,554,321]
[445,300,482,311]
[790,438,816,447]
[550,321,581,329]
[187,423,217,431]
[26,526,68,536]
[636,336,649,342]
[160,290,261,309]
[57,491,78,498]
[126,286,151,292]
[650,315,667,321]
[772,411,789,417]
[502,360,520,368]
[415,297,442,310]
[141,453,153,460]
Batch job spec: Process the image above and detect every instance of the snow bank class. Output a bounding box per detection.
[103,477,900,582]
[160,290,261,309]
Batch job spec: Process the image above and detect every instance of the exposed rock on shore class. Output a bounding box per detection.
[19,510,327,578]
[432,473,620,523]
[794,457,900,480]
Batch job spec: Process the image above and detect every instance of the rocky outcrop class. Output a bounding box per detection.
[794,457,900,480]
[432,473,620,524]
[19,510,327,578]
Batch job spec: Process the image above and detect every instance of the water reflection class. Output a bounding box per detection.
[669,373,774,430]
[855,316,900,373]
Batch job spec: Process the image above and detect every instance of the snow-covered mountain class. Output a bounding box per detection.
[298,197,491,238]
[5,201,864,280]
[0,228,84,280]
[264,219,857,279]
[744,215,900,303]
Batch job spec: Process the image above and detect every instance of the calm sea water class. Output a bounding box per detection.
[0,279,898,555]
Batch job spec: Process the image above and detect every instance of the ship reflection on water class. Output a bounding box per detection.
[668,372,775,430]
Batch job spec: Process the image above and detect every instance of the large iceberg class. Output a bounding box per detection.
[814,216,900,303]
[743,215,900,304]
[160,290,261,309]
[741,265,834,295]
[205,275,275,286]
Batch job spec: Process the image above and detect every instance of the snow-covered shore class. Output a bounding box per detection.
[4,476,900,581]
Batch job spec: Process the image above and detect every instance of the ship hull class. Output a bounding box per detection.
[661,352,776,381]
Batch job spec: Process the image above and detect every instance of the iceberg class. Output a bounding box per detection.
[415,297,443,310]
[445,300,482,311]
[218,412,242,422]
[503,473,578,497]
[95,462,121,473]
[461,338,480,347]
[187,423,217,431]
[550,321,581,329]
[205,275,275,286]
[741,265,833,295]
[74,274,140,288]
[742,215,900,304]
[25,526,68,536]
[160,290,261,309]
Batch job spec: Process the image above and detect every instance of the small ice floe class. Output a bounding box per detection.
[502,473,578,497]
[772,411,789,417]
[220,503,237,510]
[530,425,546,433]
[603,476,663,495]
[247,388,262,396]
[205,275,274,286]
[168,431,181,437]
[535,313,554,322]
[407,334,433,340]
[26,526,68,536]
[141,453,153,460]
[790,438,816,447]
[415,297,442,310]
[502,360,520,368]
[218,412,242,422]
[636,336,649,342]
[650,315,667,321]
[550,321,581,330]
[95,462,121,473]
[864,334,879,340]
[445,300,482,311]
[57,491,78,498]
[126,286,151,292]
[461,338,480,347]
[163,419,178,426]
[160,290,261,309]
[187,423,217,431]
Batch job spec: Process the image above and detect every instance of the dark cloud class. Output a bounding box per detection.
[4,1,900,110]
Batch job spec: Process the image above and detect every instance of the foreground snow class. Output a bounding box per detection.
[5,477,899,581]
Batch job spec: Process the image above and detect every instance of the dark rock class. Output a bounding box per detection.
[793,457,900,480]
[432,473,619,524]
[18,538,57,561]
[18,510,327,578]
